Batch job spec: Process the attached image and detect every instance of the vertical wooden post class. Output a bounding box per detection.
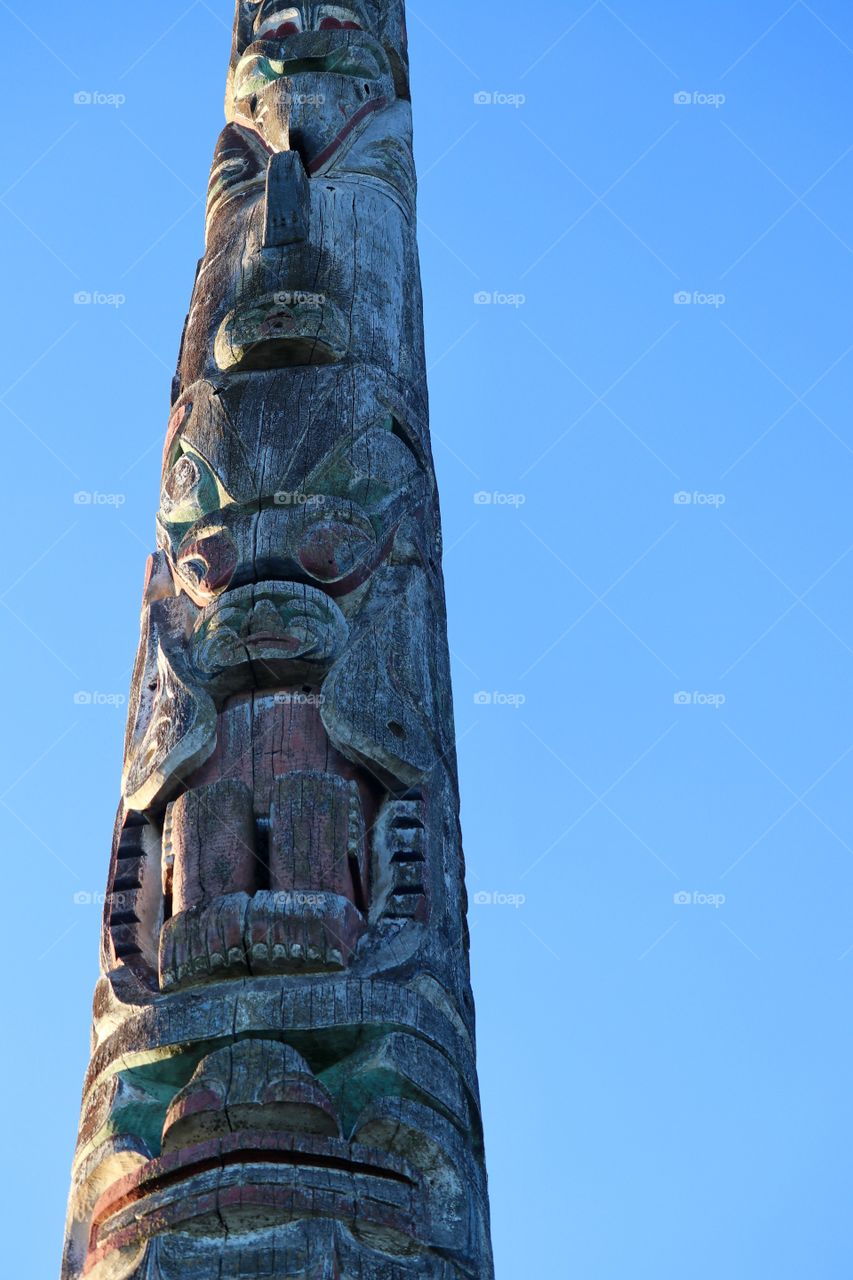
[62,5,494,1277]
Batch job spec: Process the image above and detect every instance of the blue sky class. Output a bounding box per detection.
[3,1,853,1275]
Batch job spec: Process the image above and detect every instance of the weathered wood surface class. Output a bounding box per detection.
[62,4,493,1277]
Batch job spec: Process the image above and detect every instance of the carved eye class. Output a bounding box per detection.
[160,448,219,527]
[255,6,303,39]
[317,6,362,30]
[297,518,374,583]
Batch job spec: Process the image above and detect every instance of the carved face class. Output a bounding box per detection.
[156,407,409,607]
[227,0,410,150]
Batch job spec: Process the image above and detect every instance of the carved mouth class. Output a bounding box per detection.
[234,32,387,98]
[191,580,349,687]
[214,293,348,372]
[93,1131,415,1228]
[86,1131,419,1269]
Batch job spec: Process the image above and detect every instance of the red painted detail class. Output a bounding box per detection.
[161,404,188,471]
[265,21,300,38]
[87,1131,417,1249]
[177,530,238,597]
[186,692,381,837]
[297,520,372,583]
[318,520,400,599]
[307,96,388,174]
[319,17,362,29]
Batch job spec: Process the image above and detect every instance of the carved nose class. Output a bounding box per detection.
[264,149,310,247]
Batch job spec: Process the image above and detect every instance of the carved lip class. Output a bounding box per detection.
[87,1130,418,1265]
[235,34,386,90]
[242,632,304,646]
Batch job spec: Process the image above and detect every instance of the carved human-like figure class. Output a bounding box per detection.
[62,5,493,1278]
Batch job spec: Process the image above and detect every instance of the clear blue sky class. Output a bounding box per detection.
[3,1,853,1275]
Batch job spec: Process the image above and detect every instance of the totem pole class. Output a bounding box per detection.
[62,3,493,1277]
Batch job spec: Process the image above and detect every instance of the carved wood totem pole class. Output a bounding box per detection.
[62,4,494,1278]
